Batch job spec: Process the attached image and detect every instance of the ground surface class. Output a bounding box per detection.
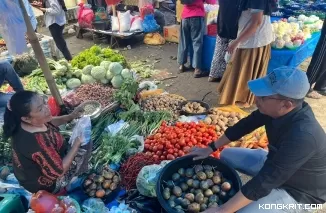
[39,25,326,211]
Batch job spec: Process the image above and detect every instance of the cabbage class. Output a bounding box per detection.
[66,78,81,89]
[91,66,106,80]
[121,69,132,79]
[100,61,111,70]
[81,74,96,84]
[109,62,123,76]
[106,70,114,80]
[111,75,123,88]
[82,65,94,75]
[100,79,109,84]
[73,69,82,78]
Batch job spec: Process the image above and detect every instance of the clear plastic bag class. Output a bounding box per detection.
[136,160,170,197]
[68,116,91,146]
[82,198,109,213]
[0,0,27,55]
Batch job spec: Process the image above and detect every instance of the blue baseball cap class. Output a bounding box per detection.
[248,67,310,99]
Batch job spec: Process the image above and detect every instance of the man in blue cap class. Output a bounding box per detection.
[191,66,326,213]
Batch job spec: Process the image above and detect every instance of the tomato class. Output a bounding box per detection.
[156,151,162,156]
[144,144,150,150]
[168,149,174,154]
[152,146,158,152]
[212,137,218,141]
[160,155,166,160]
[179,138,186,146]
[167,154,175,160]
[145,151,152,156]
[166,144,173,149]
[196,136,203,143]
[158,145,164,150]
[175,122,183,127]
[175,144,181,149]
[196,132,203,137]
[203,133,209,138]
[163,151,167,155]
[183,146,191,152]
[190,128,197,133]
[173,152,179,157]
[154,133,162,139]
[188,142,194,147]
[178,150,185,157]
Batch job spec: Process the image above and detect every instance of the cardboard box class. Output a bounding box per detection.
[164,25,180,43]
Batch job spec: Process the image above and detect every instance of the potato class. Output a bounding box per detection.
[215,125,221,132]
[212,119,218,125]
[204,117,212,124]
[217,121,225,127]
[230,112,236,118]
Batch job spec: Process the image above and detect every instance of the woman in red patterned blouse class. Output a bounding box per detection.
[3,91,89,193]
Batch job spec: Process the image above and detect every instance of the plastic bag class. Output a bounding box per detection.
[0,0,27,55]
[105,120,128,135]
[144,33,165,45]
[94,7,108,21]
[48,97,61,116]
[68,116,91,146]
[82,198,109,213]
[118,11,131,32]
[126,135,144,157]
[130,16,143,31]
[124,190,163,213]
[142,14,160,33]
[140,4,154,20]
[111,16,119,31]
[77,3,94,28]
[136,160,170,197]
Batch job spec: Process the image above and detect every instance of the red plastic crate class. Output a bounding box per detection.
[207,24,217,36]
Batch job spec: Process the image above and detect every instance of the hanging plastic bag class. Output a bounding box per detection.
[142,14,160,33]
[111,16,119,31]
[77,3,94,28]
[0,0,27,55]
[48,97,61,116]
[136,160,170,197]
[118,10,131,32]
[68,116,91,146]
[130,16,143,31]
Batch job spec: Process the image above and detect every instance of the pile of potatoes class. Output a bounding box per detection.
[203,109,244,135]
[182,102,207,114]
[161,164,235,213]
[141,94,185,120]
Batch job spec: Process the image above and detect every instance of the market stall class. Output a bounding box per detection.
[0,43,271,212]
[0,33,60,62]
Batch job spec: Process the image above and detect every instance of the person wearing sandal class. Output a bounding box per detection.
[177,0,206,78]
[306,20,326,99]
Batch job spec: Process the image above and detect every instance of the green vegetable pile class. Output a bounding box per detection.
[129,60,156,79]
[113,78,139,110]
[71,45,127,69]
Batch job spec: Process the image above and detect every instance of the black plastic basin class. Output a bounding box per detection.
[156,155,242,213]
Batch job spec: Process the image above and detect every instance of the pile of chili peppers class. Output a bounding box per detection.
[119,153,160,190]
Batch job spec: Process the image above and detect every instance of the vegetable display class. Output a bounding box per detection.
[144,121,220,161]
[161,165,235,212]
[83,168,120,199]
[182,102,207,114]
[141,94,186,120]
[71,45,127,69]
[203,108,244,135]
[119,153,160,190]
[12,53,38,77]
[75,83,115,107]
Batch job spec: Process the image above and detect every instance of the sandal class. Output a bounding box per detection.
[194,69,207,78]
[208,77,221,82]
[179,65,193,73]
[306,90,322,99]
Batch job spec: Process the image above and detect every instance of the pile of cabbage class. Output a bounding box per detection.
[80,61,134,89]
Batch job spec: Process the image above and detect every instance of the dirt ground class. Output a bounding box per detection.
[45,29,326,211]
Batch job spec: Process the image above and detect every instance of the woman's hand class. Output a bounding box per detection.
[227,40,240,55]
[189,147,213,161]
[69,104,85,120]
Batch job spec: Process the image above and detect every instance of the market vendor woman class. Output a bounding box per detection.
[3,91,91,193]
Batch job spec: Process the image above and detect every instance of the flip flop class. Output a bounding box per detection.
[194,70,208,78]
[306,91,322,99]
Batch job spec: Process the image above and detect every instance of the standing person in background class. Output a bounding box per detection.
[306,20,326,99]
[177,0,206,78]
[208,0,242,82]
[0,61,24,110]
[38,0,72,61]
[23,0,38,32]
[218,0,274,107]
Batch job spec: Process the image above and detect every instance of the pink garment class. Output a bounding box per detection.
[181,0,205,19]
